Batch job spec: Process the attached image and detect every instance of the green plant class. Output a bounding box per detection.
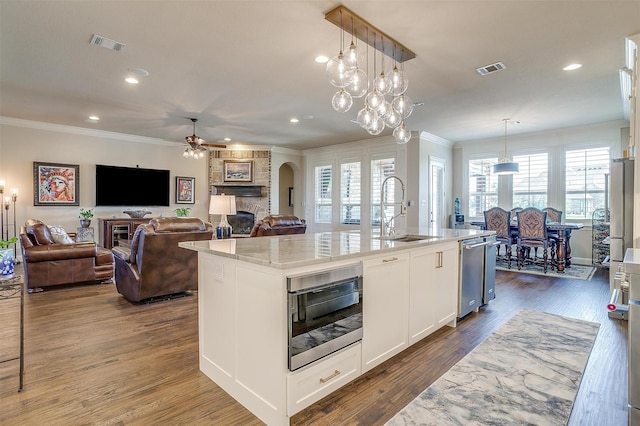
[79,208,94,219]
[174,207,191,217]
[0,236,18,248]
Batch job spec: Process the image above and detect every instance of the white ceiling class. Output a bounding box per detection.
[1,1,639,150]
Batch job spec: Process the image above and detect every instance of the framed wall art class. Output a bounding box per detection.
[176,176,195,204]
[33,162,79,206]
[223,160,253,183]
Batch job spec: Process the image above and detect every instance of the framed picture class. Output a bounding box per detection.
[176,176,195,204]
[33,162,79,206]
[223,160,253,182]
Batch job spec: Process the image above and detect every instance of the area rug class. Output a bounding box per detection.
[496,260,596,280]
[385,309,600,426]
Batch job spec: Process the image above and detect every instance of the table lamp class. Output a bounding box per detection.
[209,194,237,239]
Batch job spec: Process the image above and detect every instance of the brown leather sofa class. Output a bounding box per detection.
[20,219,114,292]
[249,215,306,237]
[112,217,213,302]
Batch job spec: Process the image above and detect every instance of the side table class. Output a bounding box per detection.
[76,226,95,243]
[0,275,25,391]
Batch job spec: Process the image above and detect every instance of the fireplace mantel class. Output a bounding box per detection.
[211,184,264,197]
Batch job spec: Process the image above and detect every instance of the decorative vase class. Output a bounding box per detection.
[0,248,15,280]
[80,219,92,228]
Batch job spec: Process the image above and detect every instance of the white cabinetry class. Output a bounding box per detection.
[362,252,410,373]
[408,242,459,345]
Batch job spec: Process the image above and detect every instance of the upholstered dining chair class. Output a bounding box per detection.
[484,207,513,268]
[542,207,563,261]
[516,207,551,273]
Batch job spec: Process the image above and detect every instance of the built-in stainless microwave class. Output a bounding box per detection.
[287,264,363,371]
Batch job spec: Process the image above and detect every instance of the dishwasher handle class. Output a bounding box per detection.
[463,241,493,249]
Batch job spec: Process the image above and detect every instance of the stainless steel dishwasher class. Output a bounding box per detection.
[459,235,497,318]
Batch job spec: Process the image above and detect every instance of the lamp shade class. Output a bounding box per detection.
[493,161,520,175]
[209,194,237,215]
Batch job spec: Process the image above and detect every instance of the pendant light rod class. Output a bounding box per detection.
[325,5,416,63]
[502,118,509,158]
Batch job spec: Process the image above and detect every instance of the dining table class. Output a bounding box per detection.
[469,221,584,272]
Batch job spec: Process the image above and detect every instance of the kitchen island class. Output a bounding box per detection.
[180,228,493,426]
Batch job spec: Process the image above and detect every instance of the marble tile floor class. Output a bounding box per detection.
[386,309,600,425]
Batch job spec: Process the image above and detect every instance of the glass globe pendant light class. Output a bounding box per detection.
[326,11,353,88]
[392,94,414,119]
[366,115,385,136]
[345,67,368,98]
[373,35,390,95]
[332,88,353,112]
[386,47,409,96]
[393,121,411,144]
[326,52,353,88]
[383,108,402,128]
[357,105,376,128]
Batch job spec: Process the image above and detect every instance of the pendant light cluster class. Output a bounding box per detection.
[324,6,416,144]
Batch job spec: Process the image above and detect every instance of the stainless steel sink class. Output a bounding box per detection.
[380,234,441,242]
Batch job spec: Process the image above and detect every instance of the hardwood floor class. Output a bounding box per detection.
[0,267,627,425]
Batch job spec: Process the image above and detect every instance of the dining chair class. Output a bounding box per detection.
[542,207,563,261]
[516,207,551,273]
[484,207,513,268]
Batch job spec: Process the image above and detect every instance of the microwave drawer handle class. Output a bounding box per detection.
[320,369,341,383]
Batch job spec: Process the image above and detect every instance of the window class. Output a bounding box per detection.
[512,153,548,208]
[314,165,332,223]
[468,157,498,217]
[340,162,361,225]
[565,147,610,219]
[371,158,395,226]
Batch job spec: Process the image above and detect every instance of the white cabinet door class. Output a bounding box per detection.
[362,252,410,373]
[432,243,459,328]
[409,242,459,345]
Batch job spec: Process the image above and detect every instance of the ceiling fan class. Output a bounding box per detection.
[182,118,226,159]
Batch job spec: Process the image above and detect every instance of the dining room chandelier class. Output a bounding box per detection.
[493,118,520,175]
[324,5,416,144]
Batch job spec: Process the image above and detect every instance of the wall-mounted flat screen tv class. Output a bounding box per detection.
[96,165,170,206]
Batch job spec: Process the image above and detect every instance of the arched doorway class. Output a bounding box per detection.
[279,163,294,215]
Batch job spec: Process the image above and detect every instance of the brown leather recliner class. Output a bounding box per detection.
[20,219,114,292]
[249,215,306,237]
[112,217,213,302]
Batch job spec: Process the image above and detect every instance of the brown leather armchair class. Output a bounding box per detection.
[20,219,114,292]
[112,217,213,302]
[249,215,306,237]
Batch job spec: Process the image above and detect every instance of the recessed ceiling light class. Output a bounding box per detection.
[290,118,299,123]
[128,67,149,77]
[88,115,100,121]
[563,63,582,71]
[224,137,231,142]
[315,56,329,64]
[125,76,139,84]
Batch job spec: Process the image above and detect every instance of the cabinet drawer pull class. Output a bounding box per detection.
[436,251,443,268]
[320,369,341,383]
[382,257,399,263]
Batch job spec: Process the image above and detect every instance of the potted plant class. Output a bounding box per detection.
[79,208,94,228]
[0,236,18,280]
[174,207,191,217]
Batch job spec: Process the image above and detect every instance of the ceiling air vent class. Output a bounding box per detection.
[90,34,126,52]
[476,62,506,76]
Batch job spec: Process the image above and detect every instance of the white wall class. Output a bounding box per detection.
[0,118,210,234]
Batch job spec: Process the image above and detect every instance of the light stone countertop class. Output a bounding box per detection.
[624,248,640,275]
[179,228,494,270]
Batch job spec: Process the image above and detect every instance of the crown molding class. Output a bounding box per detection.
[419,131,453,147]
[0,116,176,146]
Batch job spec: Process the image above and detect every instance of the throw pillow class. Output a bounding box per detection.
[48,225,75,244]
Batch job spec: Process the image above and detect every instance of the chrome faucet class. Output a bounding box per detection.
[380,176,407,238]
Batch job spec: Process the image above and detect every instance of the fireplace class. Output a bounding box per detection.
[228,210,255,235]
